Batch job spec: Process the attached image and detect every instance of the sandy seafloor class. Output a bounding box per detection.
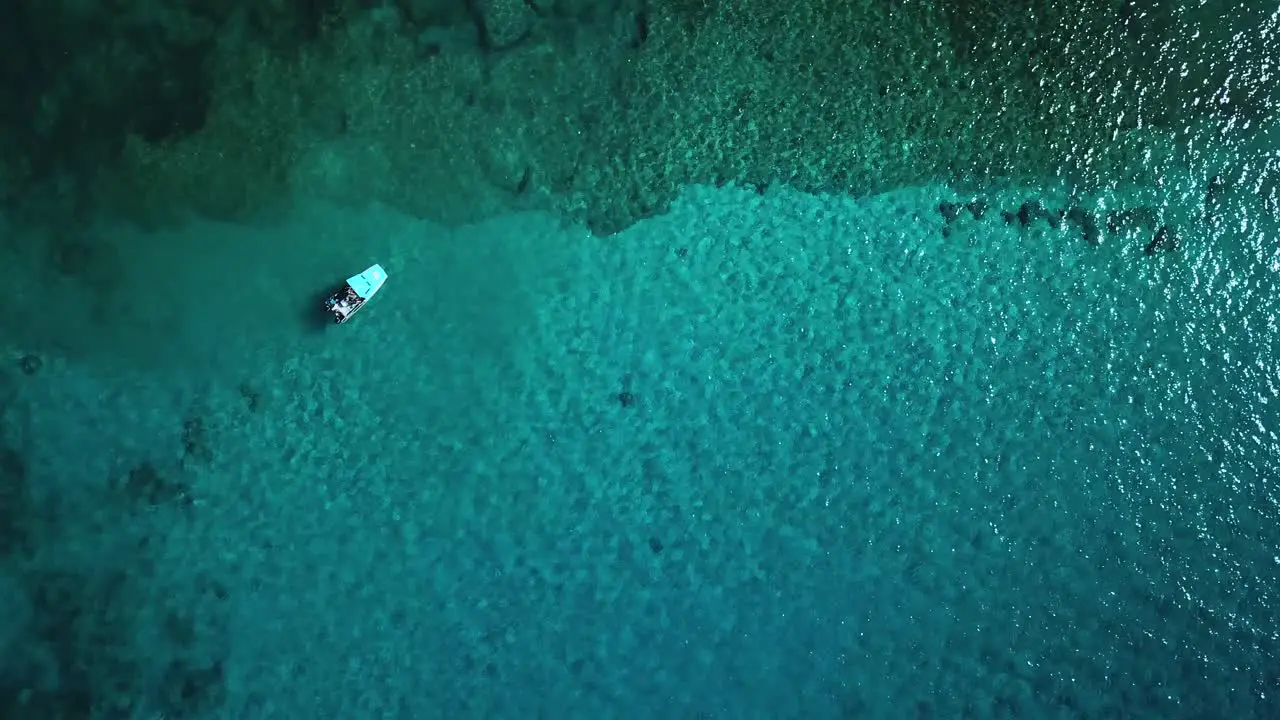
[2,175,1279,718]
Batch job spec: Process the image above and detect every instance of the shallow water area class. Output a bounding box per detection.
[2,170,1277,717]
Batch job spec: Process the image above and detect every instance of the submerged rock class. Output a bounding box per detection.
[18,354,42,376]
[1065,207,1102,245]
[1145,225,1181,255]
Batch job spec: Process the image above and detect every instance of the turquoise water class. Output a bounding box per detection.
[3,178,1278,717]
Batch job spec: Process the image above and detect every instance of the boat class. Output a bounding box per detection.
[323,263,387,324]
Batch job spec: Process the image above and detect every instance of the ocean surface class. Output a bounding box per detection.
[3,168,1278,717]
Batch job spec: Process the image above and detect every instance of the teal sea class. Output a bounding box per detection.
[7,178,1278,717]
[1,2,1278,719]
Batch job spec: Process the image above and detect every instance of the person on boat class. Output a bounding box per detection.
[328,284,363,323]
